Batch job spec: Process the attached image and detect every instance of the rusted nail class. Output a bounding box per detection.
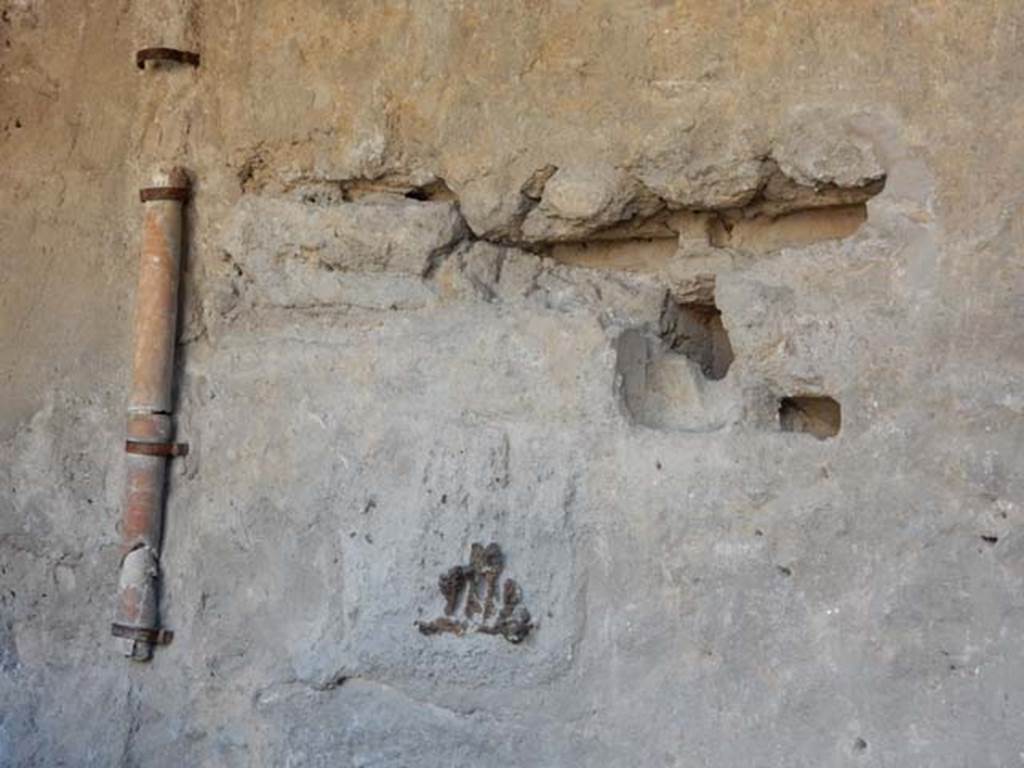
[136,47,200,70]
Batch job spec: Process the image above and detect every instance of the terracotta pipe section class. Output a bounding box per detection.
[112,167,189,661]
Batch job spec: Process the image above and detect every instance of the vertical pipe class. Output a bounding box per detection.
[112,167,189,661]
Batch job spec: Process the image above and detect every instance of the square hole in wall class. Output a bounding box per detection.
[779,396,840,439]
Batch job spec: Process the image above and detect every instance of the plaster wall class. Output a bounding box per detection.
[2,2,1024,765]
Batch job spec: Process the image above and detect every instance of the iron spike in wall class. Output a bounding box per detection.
[112,168,190,661]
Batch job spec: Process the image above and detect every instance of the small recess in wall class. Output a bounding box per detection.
[779,396,841,439]
[661,298,734,381]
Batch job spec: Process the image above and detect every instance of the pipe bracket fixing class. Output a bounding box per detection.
[139,186,190,203]
[125,440,189,457]
[111,623,174,646]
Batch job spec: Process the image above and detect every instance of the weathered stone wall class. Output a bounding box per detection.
[3,1,1023,765]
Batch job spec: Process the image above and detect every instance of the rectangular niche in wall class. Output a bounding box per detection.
[779,396,841,439]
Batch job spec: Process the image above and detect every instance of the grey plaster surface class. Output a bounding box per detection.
[2,1,1024,766]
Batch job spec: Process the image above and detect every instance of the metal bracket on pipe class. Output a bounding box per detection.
[136,47,200,70]
[125,440,190,457]
[139,186,190,203]
[111,623,174,646]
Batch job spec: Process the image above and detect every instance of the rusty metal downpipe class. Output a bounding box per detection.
[112,167,190,661]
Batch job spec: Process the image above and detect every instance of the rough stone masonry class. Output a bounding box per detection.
[2,1,1024,766]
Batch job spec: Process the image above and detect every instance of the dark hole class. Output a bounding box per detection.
[980,535,999,545]
[853,737,868,753]
[779,396,841,439]
[661,299,734,380]
[404,179,456,202]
